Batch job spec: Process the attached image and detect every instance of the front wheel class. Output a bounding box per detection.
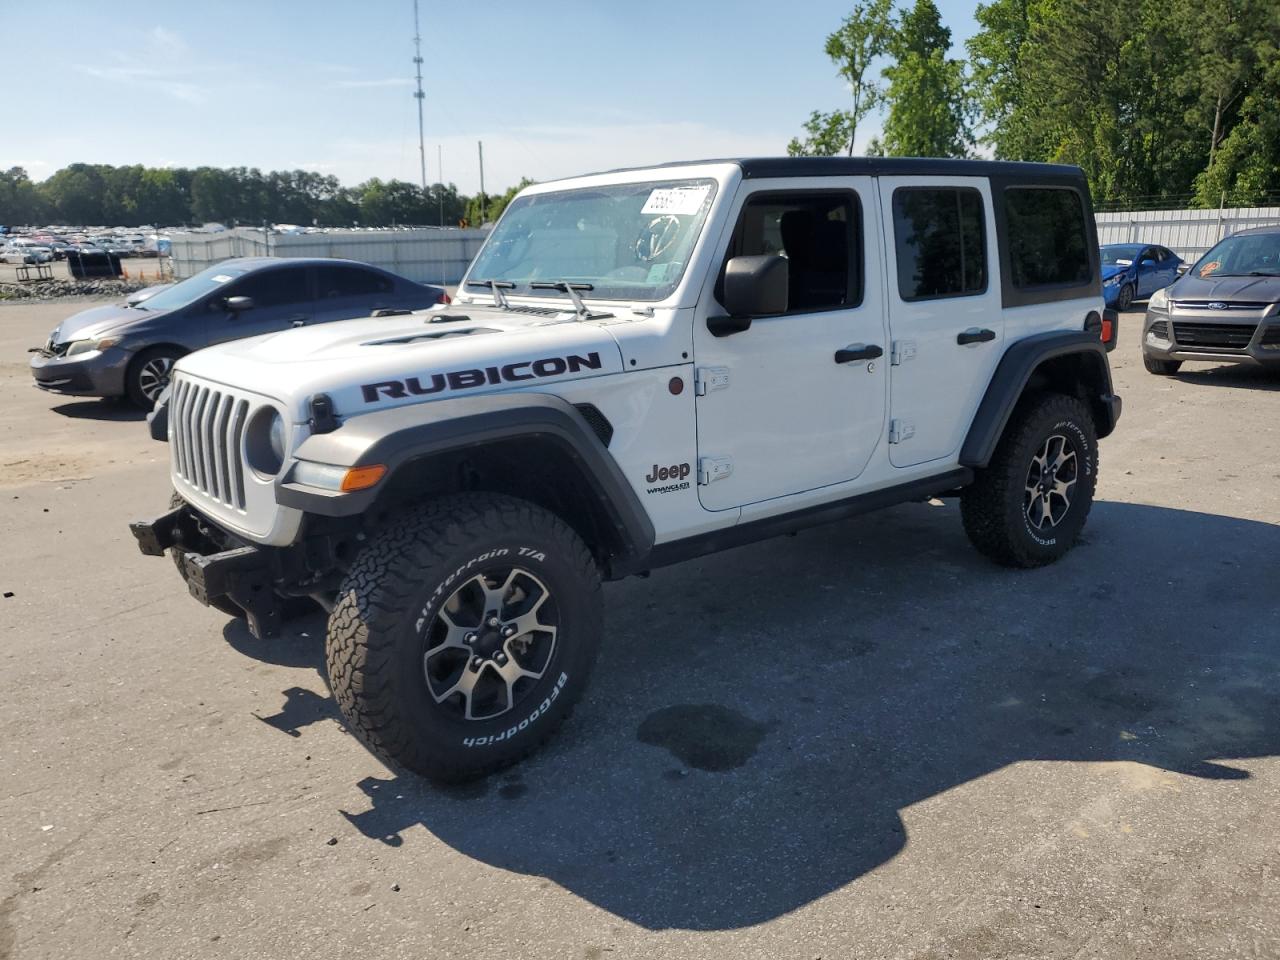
[1116,283,1134,311]
[1143,354,1182,376]
[126,347,182,409]
[961,393,1098,568]
[326,494,602,781]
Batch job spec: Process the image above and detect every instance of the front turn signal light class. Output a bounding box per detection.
[340,464,387,492]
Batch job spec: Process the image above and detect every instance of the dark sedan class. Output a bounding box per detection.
[30,257,448,408]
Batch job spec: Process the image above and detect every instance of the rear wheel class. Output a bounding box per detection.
[126,347,182,409]
[326,493,602,780]
[961,393,1098,568]
[1143,354,1182,376]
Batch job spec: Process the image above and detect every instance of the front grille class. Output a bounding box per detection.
[1148,320,1168,338]
[171,377,250,509]
[1171,300,1270,310]
[1171,322,1257,349]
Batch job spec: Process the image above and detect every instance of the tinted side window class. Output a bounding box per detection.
[318,265,393,299]
[1003,187,1090,288]
[893,188,986,300]
[229,267,311,308]
[724,191,862,312]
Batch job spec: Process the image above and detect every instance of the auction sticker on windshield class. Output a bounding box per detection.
[642,185,711,216]
[211,274,233,283]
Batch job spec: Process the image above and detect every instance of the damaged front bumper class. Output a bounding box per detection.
[129,502,346,640]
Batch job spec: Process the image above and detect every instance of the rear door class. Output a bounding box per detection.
[313,264,396,323]
[692,178,887,511]
[877,177,1001,468]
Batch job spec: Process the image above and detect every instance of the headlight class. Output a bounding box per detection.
[245,407,288,477]
[64,336,120,357]
[1104,274,1123,286]
[1149,288,1169,311]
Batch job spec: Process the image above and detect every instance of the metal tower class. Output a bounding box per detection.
[412,0,427,193]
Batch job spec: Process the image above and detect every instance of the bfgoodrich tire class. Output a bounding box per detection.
[961,393,1098,568]
[325,493,602,781]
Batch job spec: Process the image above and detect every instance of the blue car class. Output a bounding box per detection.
[1100,243,1183,311]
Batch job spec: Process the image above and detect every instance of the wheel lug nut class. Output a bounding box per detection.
[465,633,477,644]
[487,616,500,627]
[470,656,482,668]
[502,625,516,637]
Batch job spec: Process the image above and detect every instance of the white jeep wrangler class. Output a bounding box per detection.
[131,158,1121,780]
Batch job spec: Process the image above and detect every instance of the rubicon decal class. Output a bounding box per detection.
[362,352,602,403]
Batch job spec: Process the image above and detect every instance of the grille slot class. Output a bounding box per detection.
[1171,322,1257,349]
[171,377,250,509]
[1171,300,1269,310]
[1261,325,1280,347]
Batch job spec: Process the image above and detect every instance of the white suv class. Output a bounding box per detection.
[132,157,1121,780]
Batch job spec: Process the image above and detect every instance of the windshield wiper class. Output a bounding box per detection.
[465,278,515,308]
[1246,270,1280,277]
[530,281,600,320]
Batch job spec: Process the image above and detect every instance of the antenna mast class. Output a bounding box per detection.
[412,0,427,194]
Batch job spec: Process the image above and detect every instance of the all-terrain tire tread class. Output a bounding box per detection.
[325,493,601,780]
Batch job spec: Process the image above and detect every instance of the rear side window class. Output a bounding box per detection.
[892,188,986,301]
[318,265,393,298]
[229,267,311,308]
[1004,187,1091,288]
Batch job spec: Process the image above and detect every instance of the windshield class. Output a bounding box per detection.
[134,262,248,311]
[1192,232,1280,278]
[466,179,718,302]
[1100,244,1143,265]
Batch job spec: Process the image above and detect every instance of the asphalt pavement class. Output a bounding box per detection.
[1,299,1278,959]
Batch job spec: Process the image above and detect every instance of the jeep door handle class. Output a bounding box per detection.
[287,315,309,327]
[957,327,996,345]
[834,343,883,364]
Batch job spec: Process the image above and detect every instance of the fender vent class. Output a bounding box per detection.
[573,403,613,447]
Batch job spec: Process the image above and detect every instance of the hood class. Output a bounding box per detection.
[1167,272,1280,304]
[174,304,629,423]
[1100,263,1132,281]
[51,302,153,344]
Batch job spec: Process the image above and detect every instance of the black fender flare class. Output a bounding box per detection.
[960,330,1122,469]
[276,392,656,564]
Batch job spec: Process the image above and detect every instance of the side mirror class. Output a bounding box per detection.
[708,254,789,337]
[224,295,255,313]
[1176,262,1190,276]
[1140,258,1156,267]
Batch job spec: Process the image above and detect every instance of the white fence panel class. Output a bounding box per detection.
[1096,207,1280,261]
[170,227,488,284]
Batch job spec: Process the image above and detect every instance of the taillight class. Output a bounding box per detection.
[437,291,452,305]
[1084,309,1118,352]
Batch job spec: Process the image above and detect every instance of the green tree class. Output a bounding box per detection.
[465,178,533,226]
[788,0,893,156]
[877,0,972,157]
[0,167,47,225]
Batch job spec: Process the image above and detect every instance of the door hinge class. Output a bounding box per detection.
[890,339,917,365]
[694,366,731,396]
[697,456,734,485]
[889,419,915,444]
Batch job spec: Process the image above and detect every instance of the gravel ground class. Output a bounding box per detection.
[1,300,1278,960]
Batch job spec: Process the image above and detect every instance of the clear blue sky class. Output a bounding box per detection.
[4,0,980,193]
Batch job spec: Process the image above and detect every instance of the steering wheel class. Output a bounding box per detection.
[634,215,681,263]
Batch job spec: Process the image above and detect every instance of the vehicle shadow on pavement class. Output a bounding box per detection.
[49,399,147,421]
[245,499,1280,931]
[1171,364,1280,393]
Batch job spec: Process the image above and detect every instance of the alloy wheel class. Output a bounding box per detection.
[1024,433,1077,530]
[137,356,176,402]
[422,567,558,721]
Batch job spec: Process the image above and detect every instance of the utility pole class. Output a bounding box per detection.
[412,0,427,194]
[478,140,487,224]
[438,143,444,227]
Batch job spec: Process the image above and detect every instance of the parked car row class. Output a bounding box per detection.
[29,257,449,408]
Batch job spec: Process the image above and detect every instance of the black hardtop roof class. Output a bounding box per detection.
[217,256,390,271]
[579,156,1087,183]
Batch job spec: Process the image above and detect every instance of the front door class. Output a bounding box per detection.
[209,265,314,343]
[877,177,1003,468]
[692,180,888,512]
